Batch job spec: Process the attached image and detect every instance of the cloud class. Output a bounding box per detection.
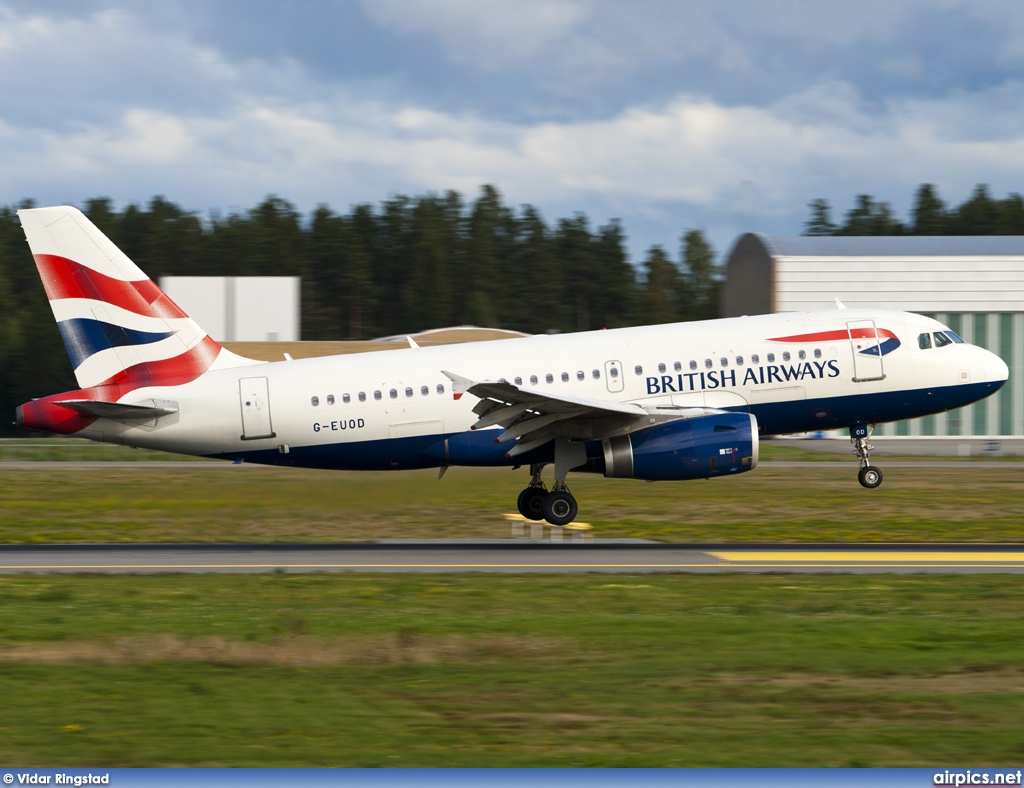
[5,2,1024,261]
[358,0,588,70]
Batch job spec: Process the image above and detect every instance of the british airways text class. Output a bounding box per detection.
[646,360,841,395]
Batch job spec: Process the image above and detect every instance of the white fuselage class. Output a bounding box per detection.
[72,308,1008,470]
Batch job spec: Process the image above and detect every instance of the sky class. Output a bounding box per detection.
[3,0,1024,265]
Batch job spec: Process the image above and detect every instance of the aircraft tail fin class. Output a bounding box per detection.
[18,206,259,390]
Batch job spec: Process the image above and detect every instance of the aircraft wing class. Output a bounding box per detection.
[442,371,722,458]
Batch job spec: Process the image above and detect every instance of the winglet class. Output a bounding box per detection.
[835,297,847,309]
[407,336,420,349]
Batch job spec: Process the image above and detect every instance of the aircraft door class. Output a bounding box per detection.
[847,320,886,382]
[604,360,624,393]
[239,377,276,440]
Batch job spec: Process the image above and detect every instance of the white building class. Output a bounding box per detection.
[160,276,300,342]
[723,234,1024,437]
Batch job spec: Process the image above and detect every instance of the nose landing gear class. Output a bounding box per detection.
[851,424,883,489]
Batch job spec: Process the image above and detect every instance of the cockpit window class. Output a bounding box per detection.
[918,333,932,350]
[933,331,953,348]
[946,331,965,344]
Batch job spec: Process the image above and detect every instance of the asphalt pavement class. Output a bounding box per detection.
[1,541,1022,574]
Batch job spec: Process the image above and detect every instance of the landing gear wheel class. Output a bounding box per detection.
[542,490,578,526]
[858,465,883,489]
[516,487,546,520]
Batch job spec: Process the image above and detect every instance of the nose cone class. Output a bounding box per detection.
[986,350,1009,390]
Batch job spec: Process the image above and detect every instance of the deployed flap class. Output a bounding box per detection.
[52,398,179,420]
[441,371,726,458]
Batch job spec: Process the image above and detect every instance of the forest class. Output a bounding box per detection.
[0,185,717,433]
[1,181,1019,435]
[805,183,1024,236]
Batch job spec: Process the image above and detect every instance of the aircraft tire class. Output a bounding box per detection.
[542,491,578,526]
[858,465,883,489]
[517,487,546,520]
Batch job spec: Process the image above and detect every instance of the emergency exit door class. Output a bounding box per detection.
[239,377,276,439]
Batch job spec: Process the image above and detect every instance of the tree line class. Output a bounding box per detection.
[0,185,719,434]
[805,184,1024,236]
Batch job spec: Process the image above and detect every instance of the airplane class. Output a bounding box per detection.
[14,205,1010,526]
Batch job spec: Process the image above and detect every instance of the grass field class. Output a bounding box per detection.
[0,572,1021,766]
[0,460,1022,543]
[2,453,1022,766]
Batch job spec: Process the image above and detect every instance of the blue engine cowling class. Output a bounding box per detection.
[599,412,758,481]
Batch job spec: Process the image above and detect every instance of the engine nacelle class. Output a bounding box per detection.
[600,412,758,481]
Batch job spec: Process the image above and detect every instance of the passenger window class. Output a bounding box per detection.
[358,392,366,402]
[561,372,569,382]
[576,370,584,381]
[546,373,554,383]
[934,332,953,348]
[634,365,643,375]
[720,357,728,367]
[705,359,713,369]
[919,333,932,350]
[814,348,822,359]
[609,367,619,378]
[658,363,666,373]
[514,377,522,386]
[782,352,791,362]
[343,394,351,404]
[405,387,413,397]
[798,350,806,360]
[751,354,760,364]
[327,395,335,405]
[767,353,775,363]
[530,375,538,385]
[689,360,697,371]
[374,391,382,400]
[311,396,319,407]
[736,356,744,366]
[436,384,445,394]
[420,386,428,396]
[592,369,600,379]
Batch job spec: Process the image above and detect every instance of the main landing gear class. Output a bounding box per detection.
[516,462,580,526]
[850,424,883,489]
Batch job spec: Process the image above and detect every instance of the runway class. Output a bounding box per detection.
[1,541,1023,574]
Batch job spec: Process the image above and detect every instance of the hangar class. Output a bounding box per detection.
[722,234,1024,438]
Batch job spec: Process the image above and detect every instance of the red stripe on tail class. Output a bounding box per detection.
[34,254,189,320]
[18,336,222,435]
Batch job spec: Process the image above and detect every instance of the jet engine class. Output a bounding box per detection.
[598,412,758,481]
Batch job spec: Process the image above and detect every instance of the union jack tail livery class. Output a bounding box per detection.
[17,206,259,435]
[20,206,256,389]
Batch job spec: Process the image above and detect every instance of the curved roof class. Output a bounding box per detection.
[761,234,1024,257]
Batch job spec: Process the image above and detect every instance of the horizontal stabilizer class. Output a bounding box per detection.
[52,398,179,420]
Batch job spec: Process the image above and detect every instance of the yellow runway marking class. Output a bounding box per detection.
[711,551,1024,563]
